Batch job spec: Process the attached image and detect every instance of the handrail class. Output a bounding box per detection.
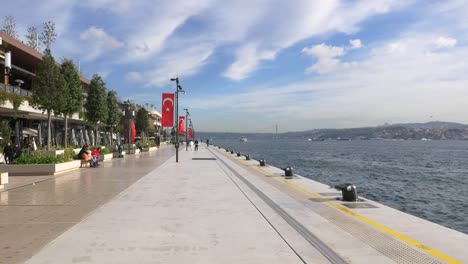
[0,83,33,97]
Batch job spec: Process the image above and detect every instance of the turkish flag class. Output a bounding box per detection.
[188,127,193,139]
[178,116,185,135]
[161,93,174,127]
[131,121,136,143]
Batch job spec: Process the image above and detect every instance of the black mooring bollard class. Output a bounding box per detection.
[226,149,229,152]
[237,152,241,157]
[334,183,358,201]
[282,166,294,178]
[230,150,234,154]
[245,154,250,160]
[259,159,266,166]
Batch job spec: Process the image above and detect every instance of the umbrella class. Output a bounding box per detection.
[90,130,95,146]
[85,130,90,145]
[71,128,77,147]
[32,137,37,151]
[38,123,43,146]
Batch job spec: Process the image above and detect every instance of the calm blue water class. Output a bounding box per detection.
[213,139,468,234]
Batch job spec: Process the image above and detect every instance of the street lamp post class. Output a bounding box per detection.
[124,100,134,155]
[184,108,190,151]
[170,77,185,162]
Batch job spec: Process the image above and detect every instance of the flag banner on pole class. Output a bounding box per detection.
[188,127,193,139]
[161,93,174,127]
[178,116,185,135]
[131,121,136,143]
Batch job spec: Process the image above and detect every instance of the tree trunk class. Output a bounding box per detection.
[47,110,51,150]
[110,126,114,146]
[64,115,68,148]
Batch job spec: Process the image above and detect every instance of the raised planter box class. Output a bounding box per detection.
[142,147,158,152]
[101,153,113,162]
[0,172,8,187]
[46,150,64,156]
[2,160,81,176]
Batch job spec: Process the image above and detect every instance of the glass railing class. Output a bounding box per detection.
[0,83,33,96]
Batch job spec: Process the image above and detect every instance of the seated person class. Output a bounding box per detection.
[91,147,101,167]
[81,151,91,167]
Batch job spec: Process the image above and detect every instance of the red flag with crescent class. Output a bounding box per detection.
[188,127,193,139]
[131,121,136,143]
[161,93,174,127]
[178,116,185,135]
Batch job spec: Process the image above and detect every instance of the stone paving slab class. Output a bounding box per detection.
[25,147,303,264]
[0,146,173,264]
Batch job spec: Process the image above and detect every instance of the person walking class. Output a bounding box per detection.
[194,140,199,151]
[206,139,209,147]
[2,142,13,164]
[189,140,194,150]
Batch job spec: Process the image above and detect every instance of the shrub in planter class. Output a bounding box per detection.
[101,148,110,155]
[64,147,76,162]
[15,151,64,164]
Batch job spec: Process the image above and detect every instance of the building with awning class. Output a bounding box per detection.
[0,31,90,148]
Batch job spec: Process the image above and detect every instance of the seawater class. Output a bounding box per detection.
[213,139,468,234]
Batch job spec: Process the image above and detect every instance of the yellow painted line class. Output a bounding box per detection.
[243,161,463,264]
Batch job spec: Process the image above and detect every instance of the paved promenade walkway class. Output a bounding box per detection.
[0,146,173,264]
[2,144,467,263]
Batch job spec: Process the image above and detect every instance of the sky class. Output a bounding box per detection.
[1,0,468,132]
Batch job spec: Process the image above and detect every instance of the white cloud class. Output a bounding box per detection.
[128,44,214,87]
[433,36,457,48]
[79,26,124,61]
[125,72,143,82]
[219,1,402,81]
[186,34,468,131]
[302,43,345,74]
[349,39,362,49]
[223,43,276,80]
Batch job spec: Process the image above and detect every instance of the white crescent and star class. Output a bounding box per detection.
[162,97,174,112]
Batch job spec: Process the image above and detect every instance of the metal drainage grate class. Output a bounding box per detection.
[192,158,216,160]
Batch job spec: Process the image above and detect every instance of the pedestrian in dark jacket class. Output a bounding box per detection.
[3,142,13,164]
[194,140,199,151]
[13,144,22,161]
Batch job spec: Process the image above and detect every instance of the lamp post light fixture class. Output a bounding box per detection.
[170,77,185,162]
[4,51,11,86]
[184,108,190,151]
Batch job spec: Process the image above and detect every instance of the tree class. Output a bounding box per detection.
[135,107,149,138]
[32,49,65,150]
[106,90,121,145]
[25,26,40,51]
[40,21,57,50]
[1,15,18,39]
[85,74,108,128]
[0,120,12,145]
[60,59,83,148]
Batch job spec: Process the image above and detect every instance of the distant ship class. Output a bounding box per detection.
[240,136,247,142]
[308,138,324,141]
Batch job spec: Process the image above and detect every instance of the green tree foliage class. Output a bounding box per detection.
[60,59,83,147]
[85,74,108,126]
[32,49,65,149]
[135,107,149,138]
[106,91,121,127]
[106,90,121,144]
[0,120,12,145]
